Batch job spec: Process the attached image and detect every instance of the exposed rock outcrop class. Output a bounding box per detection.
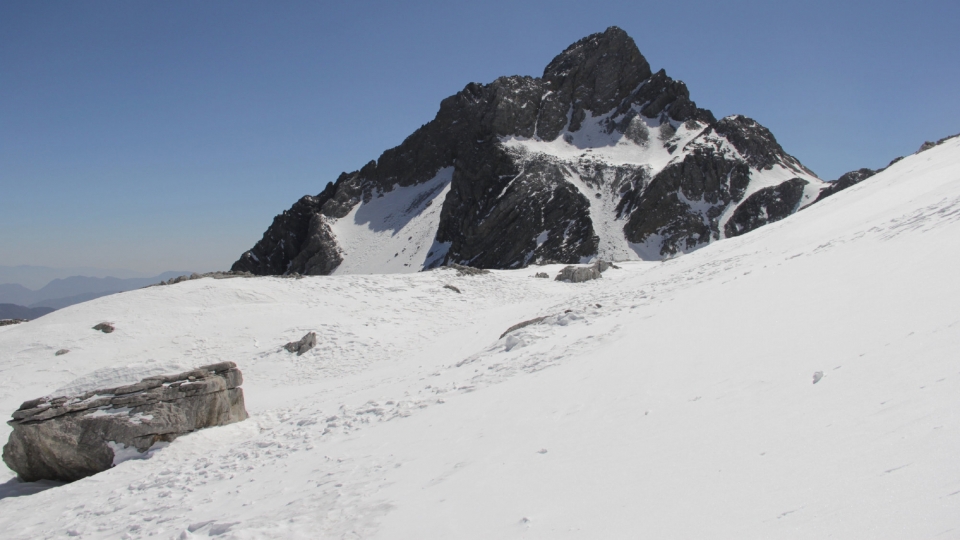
[284,332,317,356]
[555,262,603,283]
[725,178,809,238]
[92,322,115,334]
[3,362,248,482]
[0,319,28,327]
[812,168,876,204]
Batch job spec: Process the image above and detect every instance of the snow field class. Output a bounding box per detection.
[0,138,958,538]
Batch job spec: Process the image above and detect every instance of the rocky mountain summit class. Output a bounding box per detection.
[234,26,841,276]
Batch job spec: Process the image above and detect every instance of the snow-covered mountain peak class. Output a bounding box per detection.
[233,28,838,276]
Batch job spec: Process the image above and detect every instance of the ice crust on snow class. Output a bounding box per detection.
[0,139,959,537]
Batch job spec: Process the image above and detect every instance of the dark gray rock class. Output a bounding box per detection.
[55,349,69,356]
[812,168,876,204]
[724,178,808,238]
[284,332,317,356]
[620,148,751,257]
[555,262,602,283]
[711,116,814,174]
[92,322,114,334]
[534,272,550,278]
[442,284,461,294]
[596,260,617,272]
[3,362,248,482]
[286,214,343,276]
[0,319,28,327]
[537,26,653,139]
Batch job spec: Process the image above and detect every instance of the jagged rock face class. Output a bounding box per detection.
[725,178,809,238]
[233,26,834,276]
[437,153,598,268]
[711,116,814,173]
[619,149,752,257]
[233,189,333,275]
[3,362,247,482]
[813,168,876,204]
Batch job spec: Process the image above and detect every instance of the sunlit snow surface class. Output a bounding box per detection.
[1,140,959,538]
[329,167,453,274]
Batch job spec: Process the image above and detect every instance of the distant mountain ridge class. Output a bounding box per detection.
[233,26,846,276]
[0,304,54,321]
[0,271,191,311]
[0,265,153,290]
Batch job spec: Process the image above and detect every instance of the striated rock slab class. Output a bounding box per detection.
[554,260,617,283]
[3,362,248,482]
[555,262,603,283]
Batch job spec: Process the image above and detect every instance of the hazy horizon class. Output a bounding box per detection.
[0,265,195,290]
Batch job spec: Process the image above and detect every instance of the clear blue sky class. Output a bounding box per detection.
[2,0,958,274]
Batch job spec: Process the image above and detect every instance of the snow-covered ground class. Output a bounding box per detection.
[1,138,959,538]
[329,167,454,274]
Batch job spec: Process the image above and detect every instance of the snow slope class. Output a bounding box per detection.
[1,138,959,538]
[329,167,453,274]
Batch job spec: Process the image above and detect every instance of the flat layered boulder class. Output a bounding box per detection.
[3,362,248,482]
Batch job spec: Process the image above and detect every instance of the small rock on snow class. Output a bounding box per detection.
[284,332,317,356]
